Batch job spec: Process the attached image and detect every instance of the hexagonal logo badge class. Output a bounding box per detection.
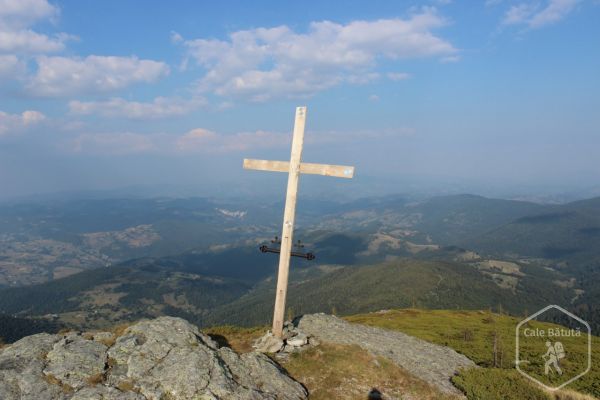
[516,305,591,391]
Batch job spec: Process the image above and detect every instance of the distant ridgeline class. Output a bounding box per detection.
[0,194,599,340]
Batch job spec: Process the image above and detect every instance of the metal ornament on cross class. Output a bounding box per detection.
[243,106,355,338]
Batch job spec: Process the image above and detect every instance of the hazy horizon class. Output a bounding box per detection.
[1,1,599,201]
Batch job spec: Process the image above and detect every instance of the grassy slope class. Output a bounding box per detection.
[347,309,600,398]
[203,326,460,400]
[205,309,599,399]
[3,307,595,399]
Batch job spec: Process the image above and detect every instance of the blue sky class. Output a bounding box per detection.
[0,0,599,199]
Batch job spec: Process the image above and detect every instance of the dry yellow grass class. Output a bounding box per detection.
[281,342,461,400]
[203,325,266,353]
[110,322,133,337]
[549,389,599,400]
[85,372,105,385]
[117,380,135,392]
[43,373,74,394]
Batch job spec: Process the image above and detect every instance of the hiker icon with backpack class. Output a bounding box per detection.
[543,341,565,375]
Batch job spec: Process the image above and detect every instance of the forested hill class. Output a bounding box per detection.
[0,314,61,344]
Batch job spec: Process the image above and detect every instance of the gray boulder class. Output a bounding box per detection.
[0,316,308,400]
[44,333,108,390]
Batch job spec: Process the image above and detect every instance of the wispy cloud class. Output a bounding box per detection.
[70,132,156,154]
[177,9,457,101]
[387,72,411,81]
[0,109,45,136]
[176,129,289,153]
[502,0,580,29]
[62,126,415,156]
[0,54,25,78]
[529,0,579,27]
[27,55,170,97]
[440,55,460,63]
[69,96,206,119]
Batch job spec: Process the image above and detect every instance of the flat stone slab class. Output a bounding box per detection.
[295,313,476,395]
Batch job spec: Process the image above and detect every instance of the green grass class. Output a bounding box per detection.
[452,368,549,400]
[346,309,599,398]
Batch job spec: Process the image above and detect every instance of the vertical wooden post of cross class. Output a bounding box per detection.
[243,106,354,338]
[271,106,305,338]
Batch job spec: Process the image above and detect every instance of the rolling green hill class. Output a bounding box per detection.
[0,259,251,330]
[465,204,600,263]
[206,259,574,328]
[408,194,547,245]
[1,193,600,339]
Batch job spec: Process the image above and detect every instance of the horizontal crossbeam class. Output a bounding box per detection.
[243,158,354,179]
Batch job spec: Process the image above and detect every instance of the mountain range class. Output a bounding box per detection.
[0,193,599,340]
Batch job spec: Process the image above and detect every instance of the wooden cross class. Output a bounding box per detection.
[243,106,355,338]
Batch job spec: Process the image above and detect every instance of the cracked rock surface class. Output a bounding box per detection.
[0,316,308,400]
[295,313,476,396]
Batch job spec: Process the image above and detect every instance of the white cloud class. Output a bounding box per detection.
[0,54,25,77]
[440,55,460,63]
[70,132,156,154]
[305,127,416,145]
[529,0,579,28]
[176,128,289,153]
[0,109,45,136]
[0,0,69,54]
[502,0,579,28]
[0,0,58,29]
[170,31,184,44]
[387,72,411,81]
[62,125,416,155]
[0,29,67,54]
[503,3,539,25]
[368,94,380,102]
[69,96,206,119]
[180,10,457,101]
[27,55,170,96]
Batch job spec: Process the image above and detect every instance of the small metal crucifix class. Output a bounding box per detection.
[243,106,355,338]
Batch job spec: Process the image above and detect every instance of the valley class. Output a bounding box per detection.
[0,193,598,337]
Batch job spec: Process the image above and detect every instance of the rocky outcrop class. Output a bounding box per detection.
[0,316,308,400]
[294,313,476,396]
